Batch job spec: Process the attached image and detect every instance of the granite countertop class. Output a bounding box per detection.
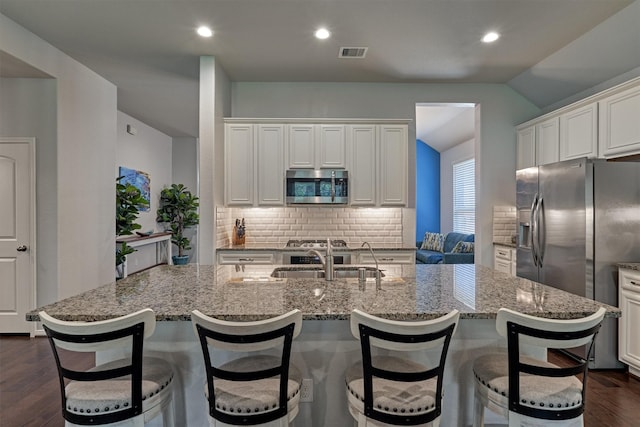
[27,264,619,323]
[618,262,640,271]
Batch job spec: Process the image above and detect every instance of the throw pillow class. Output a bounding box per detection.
[421,232,444,252]
[451,241,474,253]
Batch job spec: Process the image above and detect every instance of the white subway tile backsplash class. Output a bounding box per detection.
[492,205,517,245]
[216,206,405,247]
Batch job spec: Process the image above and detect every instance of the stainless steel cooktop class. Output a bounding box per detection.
[285,239,348,249]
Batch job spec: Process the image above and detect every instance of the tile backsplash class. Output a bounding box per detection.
[217,206,404,247]
[493,205,517,245]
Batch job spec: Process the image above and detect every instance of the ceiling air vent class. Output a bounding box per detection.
[339,47,368,58]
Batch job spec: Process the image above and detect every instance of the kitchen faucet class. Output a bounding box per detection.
[325,238,334,281]
[306,238,334,281]
[361,241,382,289]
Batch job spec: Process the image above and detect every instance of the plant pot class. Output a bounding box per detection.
[115,263,127,280]
[172,255,190,265]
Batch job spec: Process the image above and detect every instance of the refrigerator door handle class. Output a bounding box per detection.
[530,194,539,267]
[537,197,546,267]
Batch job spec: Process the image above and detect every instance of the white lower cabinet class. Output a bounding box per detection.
[217,251,277,265]
[494,245,516,276]
[619,267,640,377]
[358,250,415,265]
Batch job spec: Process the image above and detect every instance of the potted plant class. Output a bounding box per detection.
[116,177,148,278]
[156,183,199,265]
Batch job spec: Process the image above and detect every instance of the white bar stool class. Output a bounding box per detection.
[191,309,303,427]
[472,307,606,427]
[345,309,460,427]
[39,308,175,427]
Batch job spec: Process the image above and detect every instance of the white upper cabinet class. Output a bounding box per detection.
[288,124,316,168]
[517,118,559,170]
[348,123,408,207]
[535,117,559,166]
[225,123,285,207]
[318,125,347,168]
[599,85,640,158]
[516,126,536,170]
[256,124,285,206]
[517,78,640,165]
[560,103,598,160]
[226,118,409,207]
[379,125,408,206]
[288,124,346,169]
[349,125,377,206]
[225,124,255,206]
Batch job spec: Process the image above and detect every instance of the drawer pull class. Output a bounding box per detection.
[630,280,640,286]
[380,258,394,261]
[238,258,254,262]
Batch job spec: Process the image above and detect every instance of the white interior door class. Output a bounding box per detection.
[0,138,35,334]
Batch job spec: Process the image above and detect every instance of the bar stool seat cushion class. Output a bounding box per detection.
[473,353,583,410]
[205,355,302,416]
[65,356,174,417]
[346,355,438,417]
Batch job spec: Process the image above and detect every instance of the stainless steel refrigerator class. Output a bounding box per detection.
[516,157,640,369]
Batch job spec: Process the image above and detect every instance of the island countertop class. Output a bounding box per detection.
[27,264,619,322]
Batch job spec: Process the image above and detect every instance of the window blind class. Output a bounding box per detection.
[453,158,475,234]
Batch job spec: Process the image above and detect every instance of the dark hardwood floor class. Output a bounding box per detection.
[1,336,640,426]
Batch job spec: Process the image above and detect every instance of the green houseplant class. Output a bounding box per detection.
[156,183,199,265]
[116,177,148,277]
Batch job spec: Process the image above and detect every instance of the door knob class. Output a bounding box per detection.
[17,245,28,252]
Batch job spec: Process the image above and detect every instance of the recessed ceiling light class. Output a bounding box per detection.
[482,32,500,43]
[197,26,213,38]
[315,28,331,40]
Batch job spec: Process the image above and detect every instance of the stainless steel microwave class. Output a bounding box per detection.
[286,170,348,204]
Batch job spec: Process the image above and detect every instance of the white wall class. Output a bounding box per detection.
[116,111,172,232]
[230,82,540,267]
[199,56,231,265]
[1,13,117,299]
[0,78,59,307]
[115,112,173,273]
[172,137,198,194]
[440,138,475,234]
[172,136,198,262]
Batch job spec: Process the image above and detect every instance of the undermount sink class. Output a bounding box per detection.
[270,266,384,279]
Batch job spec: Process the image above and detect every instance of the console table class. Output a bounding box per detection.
[116,232,172,277]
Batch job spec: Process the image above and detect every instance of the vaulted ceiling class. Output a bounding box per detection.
[2,0,639,143]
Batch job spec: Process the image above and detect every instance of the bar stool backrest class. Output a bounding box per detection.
[495,307,606,422]
[39,308,157,425]
[191,309,303,426]
[350,309,460,426]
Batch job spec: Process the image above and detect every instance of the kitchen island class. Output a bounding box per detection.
[28,264,619,426]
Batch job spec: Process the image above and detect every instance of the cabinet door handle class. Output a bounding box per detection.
[239,258,254,262]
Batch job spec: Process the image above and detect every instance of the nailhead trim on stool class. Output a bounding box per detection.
[65,357,174,416]
[473,353,583,411]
